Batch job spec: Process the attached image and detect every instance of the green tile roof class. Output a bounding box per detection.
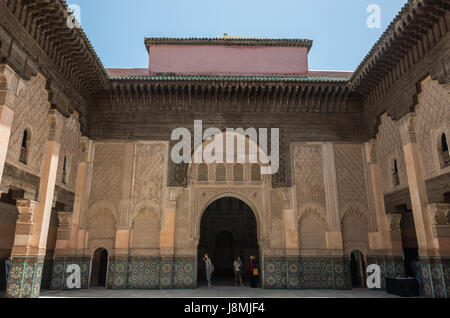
[108,75,349,83]
[144,37,313,52]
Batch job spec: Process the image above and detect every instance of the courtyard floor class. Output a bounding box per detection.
[39,286,406,298]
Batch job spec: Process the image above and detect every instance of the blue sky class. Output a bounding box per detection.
[69,0,407,71]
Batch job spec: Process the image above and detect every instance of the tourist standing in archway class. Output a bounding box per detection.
[250,255,259,288]
[203,253,213,289]
[234,256,243,286]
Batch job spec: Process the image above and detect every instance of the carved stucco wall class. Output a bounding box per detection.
[334,144,370,255]
[298,208,327,253]
[292,144,328,251]
[6,73,50,177]
[415,78,450,179]
[174,188,192,254]
[84,138,377,257]
[334,143,371,220]
[341,208,369,256]
[375,114,408,194]
[269,189,284,253]
[130,142,167,252]
[86,141,168,252]
[55,113,81,192]
[88,142,125,221]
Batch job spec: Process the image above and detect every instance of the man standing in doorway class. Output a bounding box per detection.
[234,256,243,286]
[203,253,213,289]
[250,255,259,288]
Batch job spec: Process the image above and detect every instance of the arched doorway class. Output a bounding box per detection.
[350,250,366,288]
[213,229,235,276]
[90,248,108,287]
[197,197,259,286]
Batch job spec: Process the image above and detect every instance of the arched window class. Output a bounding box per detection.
[62,156,68,184]
[19,129,30,164]
[439,133,450,168]
[392,159,400,186]
[233,164,243,181]
[251,164,261,182]
[197,163,208,181]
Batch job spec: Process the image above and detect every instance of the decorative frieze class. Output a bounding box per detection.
[429,203,450,238]
[387,213,402,242]
[14,199,36,236]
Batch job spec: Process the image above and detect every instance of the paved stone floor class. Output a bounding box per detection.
[39,286,404,298]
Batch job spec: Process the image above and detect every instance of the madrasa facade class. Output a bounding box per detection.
[0,0,449,298]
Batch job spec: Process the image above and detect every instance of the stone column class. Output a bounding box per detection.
[399,113,448,298]
[49,212,72,290]
[0,105,14,184]
[382,213,406,281]
[107,142,134,289]
[7,109,62,298]
[428,203,450,252]
[279,187,301,289]
[425,203,450,298]
[68,137,92,253]
[64,137,92,289]
[322,143,344,252]
[364,140,390,251]
[399,114,435,253]
[74,228,90,289]
[364,140,405,283]
[107,228,129,289]
[6,199,42,298]
[322,143,349,290]
[283,209,299,255]
[159,188,177,289]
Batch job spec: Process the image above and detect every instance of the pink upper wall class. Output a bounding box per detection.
[148,45,309,75]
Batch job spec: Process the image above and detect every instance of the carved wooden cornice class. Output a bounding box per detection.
[350,0,450,96]
[106,80,360,114]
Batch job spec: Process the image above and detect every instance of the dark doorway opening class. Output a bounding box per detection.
[350,250,366,288]
[90,248,108,287]
[197,197,259,287]
[0,190,18,291]
[213,229,235,277]
[400,211,419,277]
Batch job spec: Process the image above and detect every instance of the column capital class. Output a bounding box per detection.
[428,203,450,240]
[0,66,16,108]
[79,136,93,163]
[386,213,403,250]
[387,213,403,232]
[398,112,417,145]
[15,199,37,236]
[365,139,378,164]
[428,203,450,225]
[55,211,72,250]
[57,211,72,229]
[47,109,64,143]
